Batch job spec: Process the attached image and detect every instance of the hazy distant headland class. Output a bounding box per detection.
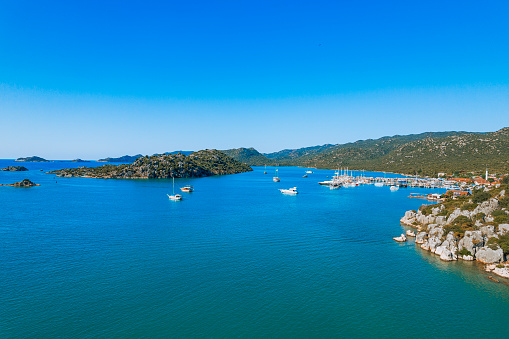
[97,154,143,163]
[16,156,49,162]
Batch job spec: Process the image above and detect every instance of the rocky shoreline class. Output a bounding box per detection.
[400,188,509,280]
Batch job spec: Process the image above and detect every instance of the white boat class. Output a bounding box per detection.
[343,182,356,188]
[273,168,280,182]
[303,174,308,178]
[168,177,183,201]
[390,185,399,191]
[180,185,193,193]
[305,170,313,174]
[279,187,298,194]
[374,182,384,187]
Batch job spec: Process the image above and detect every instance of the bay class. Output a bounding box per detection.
[1,160,508,337]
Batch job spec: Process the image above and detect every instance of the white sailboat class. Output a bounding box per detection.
[273,168,280,182]
[168,177,183,201]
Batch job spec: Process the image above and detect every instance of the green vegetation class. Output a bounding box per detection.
[222,148,273,166]
[50,150,252,179]
[263,127,509,175]
[458,248,472,257]
[461,203,477,211]
[472,190,491,203]
[499,196,509,209]
[444,216,473,237]
[419,204,434,216]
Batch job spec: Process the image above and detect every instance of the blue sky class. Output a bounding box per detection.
[1,1,508,159]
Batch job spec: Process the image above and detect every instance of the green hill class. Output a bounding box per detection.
[50,149,252,179]
[221,147,273,166]
[266,129,509,175]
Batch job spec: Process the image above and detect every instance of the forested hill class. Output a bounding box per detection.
[50,150,252,179]
[273,128,508,175]
[221,148,273,166]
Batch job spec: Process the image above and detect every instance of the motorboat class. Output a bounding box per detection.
[329,183,341,189]
[390,185,399,191]
[279,187,298,194]
[303,174,308,178]
[374,182,384,187]
[305,170,313,174]
[180,186,193,193]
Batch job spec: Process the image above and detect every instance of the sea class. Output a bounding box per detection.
[1,160,509,338]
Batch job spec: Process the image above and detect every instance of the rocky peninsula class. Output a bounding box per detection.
[1,166,28,171]
[49,149,252,179]
[0,179,39,187]
[400,177,509,279]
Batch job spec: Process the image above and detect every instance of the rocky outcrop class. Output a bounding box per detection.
[486,264,509,278]
[457,231,484,256]
[400,195,508,265]
[0,179,39,187]
[476,246,504,264]
[0,166,29,171]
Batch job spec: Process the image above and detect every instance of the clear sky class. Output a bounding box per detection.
[1,1,508,159]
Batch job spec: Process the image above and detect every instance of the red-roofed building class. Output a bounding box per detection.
[446,190,470,196]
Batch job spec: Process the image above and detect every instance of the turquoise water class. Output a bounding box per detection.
[1,160,509,337]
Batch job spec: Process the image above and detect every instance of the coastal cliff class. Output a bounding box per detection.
[400,179,509,278]
[49,149,252,179]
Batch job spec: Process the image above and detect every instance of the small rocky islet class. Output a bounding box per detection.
[49,149,252,179]
[1,166,29,171]
[0,179,39,187]
[400,177,509,279]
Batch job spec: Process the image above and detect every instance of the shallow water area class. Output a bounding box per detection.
[1,161,509,337]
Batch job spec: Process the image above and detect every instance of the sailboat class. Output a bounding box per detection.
[273,168,280,182]
[168,177,183,201]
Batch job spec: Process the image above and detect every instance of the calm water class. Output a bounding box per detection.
[1,160,509,338]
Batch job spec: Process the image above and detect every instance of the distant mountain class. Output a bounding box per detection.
[264,144,336,160]
[70,159,90,163]
[222,147,273,166]
[275,129,509,175]
[15,156,49,162]
[97,154,143,163]
[50,150,252,179]
[163,151,194,156]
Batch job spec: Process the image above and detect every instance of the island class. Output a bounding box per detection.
[97,154,143,162]
[400,175,509,279]
[70,159,90,163]
[50,149,252,179]
[0,179,39,187]
[16,156,49,162]
[1,166,29,171]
